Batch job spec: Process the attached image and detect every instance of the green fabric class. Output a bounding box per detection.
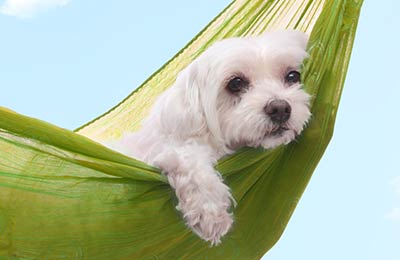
[0,0,363,259]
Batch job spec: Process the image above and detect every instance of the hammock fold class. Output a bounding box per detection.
[0,0,363,259]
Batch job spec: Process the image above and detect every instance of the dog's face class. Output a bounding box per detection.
[163,31,311,151]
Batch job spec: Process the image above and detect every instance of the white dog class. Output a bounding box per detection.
[112,30,311,245]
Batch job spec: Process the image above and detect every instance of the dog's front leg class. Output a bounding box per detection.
[152,143,234,245]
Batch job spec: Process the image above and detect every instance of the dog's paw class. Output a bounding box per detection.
[180,200,233,246]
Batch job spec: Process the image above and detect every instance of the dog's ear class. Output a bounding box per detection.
[154,62,207,138]
[149,59,224,144]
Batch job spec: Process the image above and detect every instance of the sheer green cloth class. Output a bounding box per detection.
[0,0,363,259]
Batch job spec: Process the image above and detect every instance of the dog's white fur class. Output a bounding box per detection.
[111,30,311,245]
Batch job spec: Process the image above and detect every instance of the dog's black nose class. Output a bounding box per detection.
[264,99,291,123]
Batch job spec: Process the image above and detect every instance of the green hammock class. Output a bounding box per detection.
[0,0,363,259]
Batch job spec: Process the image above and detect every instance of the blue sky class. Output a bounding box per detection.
[0,0,399,259]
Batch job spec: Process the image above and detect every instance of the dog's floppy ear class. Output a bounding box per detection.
[155,62,207,138]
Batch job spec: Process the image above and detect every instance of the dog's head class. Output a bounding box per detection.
[159,30,311,151]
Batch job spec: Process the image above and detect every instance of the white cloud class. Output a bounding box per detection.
[0,0,70,18]
[386,208,400,222]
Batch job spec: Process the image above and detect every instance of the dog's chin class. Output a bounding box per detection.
[268,125,292,137]
[261,127,297,150]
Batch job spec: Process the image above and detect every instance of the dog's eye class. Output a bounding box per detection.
[227,77,249,93]
[285,70,301,85]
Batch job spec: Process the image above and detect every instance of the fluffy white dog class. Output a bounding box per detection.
[112,30,311,245]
